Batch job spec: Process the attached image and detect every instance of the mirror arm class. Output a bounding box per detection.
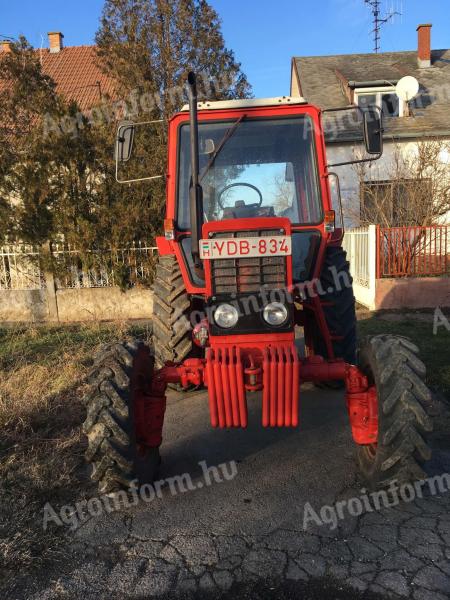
[323,105,383,168]
[322,105,364,117]
[115,171,164,185]
[327,153,382,169]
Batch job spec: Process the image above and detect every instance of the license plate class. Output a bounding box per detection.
[199,236,291,259]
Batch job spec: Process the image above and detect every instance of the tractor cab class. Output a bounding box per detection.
[173,98,325,289]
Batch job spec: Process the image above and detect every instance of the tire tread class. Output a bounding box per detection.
[83,341,144,493]
[152,255,193,368]
[357,334,434,488]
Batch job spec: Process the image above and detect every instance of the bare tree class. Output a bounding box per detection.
[271,172,295,215]
[352,139,450,276]
[354,139,450,227]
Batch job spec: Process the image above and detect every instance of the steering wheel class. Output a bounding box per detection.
[217,182,263,209]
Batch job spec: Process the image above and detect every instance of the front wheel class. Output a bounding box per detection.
[83,341,161,494]
[356,335,434,489]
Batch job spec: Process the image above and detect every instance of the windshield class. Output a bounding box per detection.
[177,116,323,229]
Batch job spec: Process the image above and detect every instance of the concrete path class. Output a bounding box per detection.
[29,385,450,599]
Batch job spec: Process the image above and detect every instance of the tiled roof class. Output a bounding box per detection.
[38,45,116,110]
[1,45,116,111]
[293,49,450,141]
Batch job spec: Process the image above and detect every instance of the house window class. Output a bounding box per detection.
[360,179,431,225]
[355,88,402,117]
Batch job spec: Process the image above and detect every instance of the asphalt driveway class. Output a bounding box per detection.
[17,378,450,600]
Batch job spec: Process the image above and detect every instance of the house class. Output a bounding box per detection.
[0,31,115,112]
[290,24,450,227]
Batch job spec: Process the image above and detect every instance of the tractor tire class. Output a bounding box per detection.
[83,340,160,494]
[152,255,193,370]
[356,335,434,489]
[314,246,357,364]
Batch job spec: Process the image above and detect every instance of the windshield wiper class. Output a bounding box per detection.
[199,115,245,183]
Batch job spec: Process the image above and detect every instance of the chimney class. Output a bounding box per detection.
[417,24,432,68]
[48,31,64,53]
[0,40,12,53]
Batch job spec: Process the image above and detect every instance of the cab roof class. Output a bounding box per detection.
[180,96,307,112]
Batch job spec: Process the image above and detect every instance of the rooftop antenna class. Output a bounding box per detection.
[364,0,401,53]
[39,33,44,65]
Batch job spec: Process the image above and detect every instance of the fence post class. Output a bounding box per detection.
[368,225,377,310]
[41,242,60,322]
[375,225,381,279]
[351,231,356,276]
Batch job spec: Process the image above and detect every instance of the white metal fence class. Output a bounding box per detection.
[0,244,45,290]
[343,225,377,310]
[342,227,370,287]
[0,242,157,291]
[51,242,157,289]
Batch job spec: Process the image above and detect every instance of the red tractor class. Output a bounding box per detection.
[83,73,433,493]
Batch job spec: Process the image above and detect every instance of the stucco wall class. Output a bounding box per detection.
[56,287,153,322]
[0,289,49,322]
[0,287,154,323]
[376,276,450,310]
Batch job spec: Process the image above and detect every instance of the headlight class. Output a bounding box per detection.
[214,303,239,328]
[263,302,288,326]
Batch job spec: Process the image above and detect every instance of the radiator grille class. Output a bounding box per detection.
[210,229,287,294]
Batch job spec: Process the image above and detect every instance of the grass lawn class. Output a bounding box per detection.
[0,322,151,589]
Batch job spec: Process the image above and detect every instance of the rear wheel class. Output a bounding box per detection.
[152,255,193,369]
[356,335,433,489]
[313,246,357,364]
[83,341,160,494]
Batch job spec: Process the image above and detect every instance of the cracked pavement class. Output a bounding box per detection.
[22,384,450,599]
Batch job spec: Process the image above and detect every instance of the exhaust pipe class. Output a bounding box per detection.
[187,72,204,269]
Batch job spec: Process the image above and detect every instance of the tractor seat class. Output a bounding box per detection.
[223,201,275,219]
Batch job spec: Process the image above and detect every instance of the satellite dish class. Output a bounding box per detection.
[395,76,420,102]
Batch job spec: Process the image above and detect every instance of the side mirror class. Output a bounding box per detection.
[363,106,383,156]
[285,163,294,182]
[114,118,164,184]
[200,138,215,155]
[115,120,135,163]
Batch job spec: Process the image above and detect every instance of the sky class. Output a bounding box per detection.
[1,0,449,97]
